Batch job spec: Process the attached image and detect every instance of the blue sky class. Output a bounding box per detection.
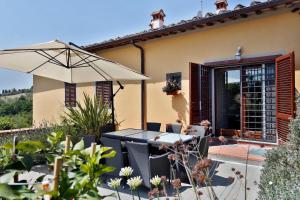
[0,0,251,92]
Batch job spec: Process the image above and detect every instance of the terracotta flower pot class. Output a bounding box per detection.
[166,90,179,95]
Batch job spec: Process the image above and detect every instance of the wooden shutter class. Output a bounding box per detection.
[276,52,295,142]
[96,81,112,106]
[65,83,76,107]
[189,63,211,125]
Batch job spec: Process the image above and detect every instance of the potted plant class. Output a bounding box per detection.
[162,79,181,95]
[63,93,112,145]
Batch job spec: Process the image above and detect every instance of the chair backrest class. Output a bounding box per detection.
[101,137,124,177]
[83,135,96,148]
[198,134,211,158]
[125,141,151,188]
[190,125,207,138]
[149,152,170,180]
[166,123,182,134]
[147,122,161,132]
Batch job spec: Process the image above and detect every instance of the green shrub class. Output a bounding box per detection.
[0,117,14,130]
[63,93,112,140]
[258,96,300,200]
[11,112,32,128]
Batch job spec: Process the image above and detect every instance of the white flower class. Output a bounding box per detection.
[127,176,143,190]
[108,178,122,190]
[269,181,273,185]
[150,175,161,187]
[119,166,133,177]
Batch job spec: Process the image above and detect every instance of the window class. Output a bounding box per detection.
[65,83,76,107]
[96,81,112,107]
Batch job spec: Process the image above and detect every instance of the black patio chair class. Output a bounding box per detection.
[146,122,161,132]
[100,137,128,177]
[166,123,182,133]
[189,125,207,138]
[125,141,170,188]
[188,134,211,166]
[176,134,211,183]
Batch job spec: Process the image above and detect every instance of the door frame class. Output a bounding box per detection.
[190,55,281,140]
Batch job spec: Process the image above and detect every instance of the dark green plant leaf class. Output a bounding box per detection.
[101,150,116,159]
[0,184,19,199]
[1,143,13,150]
[5,160,26,171]
[79,189,105,200]
[16,141,44,154]
[19,155,33,171]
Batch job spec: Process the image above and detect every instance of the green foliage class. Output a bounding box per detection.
[258,96,300,200]
[0,94,32,116]
[63,93,112,139]
[0,93,32,130]
[45,140,116,200]
[45,131,66,165]
[0,116,14,130]
[0,132,117,199]
[0,140,44,172]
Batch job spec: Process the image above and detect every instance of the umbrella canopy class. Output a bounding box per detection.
[0,40,149,83]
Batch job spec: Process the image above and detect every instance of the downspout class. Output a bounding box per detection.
[132,42,146,129]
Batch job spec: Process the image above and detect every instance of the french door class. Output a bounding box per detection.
[189,53,295,143]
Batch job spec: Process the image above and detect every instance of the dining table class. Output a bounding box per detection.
[102,128,195,146]
[102,128,198,177]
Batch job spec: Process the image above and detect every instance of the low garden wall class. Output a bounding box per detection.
[0,127,56,146]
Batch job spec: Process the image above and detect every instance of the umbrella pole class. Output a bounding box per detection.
[111,81,115,126]
[111,81,124,127]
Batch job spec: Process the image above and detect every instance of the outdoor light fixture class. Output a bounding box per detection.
[235,46,242,60]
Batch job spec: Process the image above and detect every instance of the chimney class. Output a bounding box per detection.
[215,0,228,14]
[150,9,166,30]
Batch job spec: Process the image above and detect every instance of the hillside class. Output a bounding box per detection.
[0,91,32,130]
[0,93,29,101]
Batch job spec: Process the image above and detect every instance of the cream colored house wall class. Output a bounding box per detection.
[33,76,95,125]
[33,10,300,130]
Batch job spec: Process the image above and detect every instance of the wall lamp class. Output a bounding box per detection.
[235,46,243,60]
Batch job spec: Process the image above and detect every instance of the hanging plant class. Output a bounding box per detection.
[162,79,181,95]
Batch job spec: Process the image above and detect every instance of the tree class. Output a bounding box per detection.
[258,96,300,200]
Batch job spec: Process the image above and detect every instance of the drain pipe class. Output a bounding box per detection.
[132,42,146,129]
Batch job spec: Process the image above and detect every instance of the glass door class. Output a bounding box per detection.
[215,68,241,136]
[213,63,276,142]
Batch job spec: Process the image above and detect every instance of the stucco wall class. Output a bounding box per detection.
[33,10,300,130]
[33,76,95,125]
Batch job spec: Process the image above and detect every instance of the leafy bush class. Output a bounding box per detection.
[0,139,116,200]
[0,117,14,130]
[0,94,32,116]
[258,96,300,200]
[63,93,112,139]
[0,94,32,130]
[11,112,32,129]
[0,140,44,172]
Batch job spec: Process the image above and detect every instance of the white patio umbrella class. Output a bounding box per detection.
[0,40,149,124]
[0,39,149,83]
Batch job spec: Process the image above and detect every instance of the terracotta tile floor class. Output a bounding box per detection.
[208,143,273,162]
